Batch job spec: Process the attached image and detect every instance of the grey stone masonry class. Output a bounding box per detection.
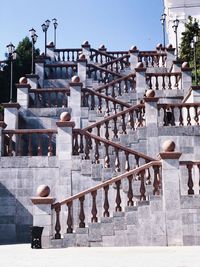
[77,58,87,87]
[2,103,20,130]
[158,150,183,246]
[181,65,192,93]
[35,57,45,87]
[81,43,91,61]
[135,66,147,94]
[129,47,139,70]
[165,46,175,69]
[31,197,55,248]
[16,83,31,109]
[26,74,39,89]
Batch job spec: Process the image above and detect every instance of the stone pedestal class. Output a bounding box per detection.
[0,122,7,156]
[165,46,175,69]
[129,47,139,70]
[26,74,39,89]
[31,197,55,248]
[81,42,91,61]
[158,147,183,246]
[46,43,55,61]
[77,59,87,87]
[144,96,159,158]
[16,83,31,109]
[181,65,192,93]
[2,103,20,130]
[135,65,147,94]
[35,57,45,87]
[68,81,83,128]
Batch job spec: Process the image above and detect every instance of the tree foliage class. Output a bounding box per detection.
[180,16,200,84]
[0,37,40,103]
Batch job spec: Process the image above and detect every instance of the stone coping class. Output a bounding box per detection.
[1,102,21,109]
[144,97,159,103]
[31,197,55,205]
[69,82,83,87]
[15,83,31,89]
[77,59,87,63]
[158,152,182,160]
[135,67,147,72]
[56,121,75,128]
[25,74,39,79]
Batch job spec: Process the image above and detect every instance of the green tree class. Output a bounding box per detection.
[0,37,40,103]
[180,16,200,84]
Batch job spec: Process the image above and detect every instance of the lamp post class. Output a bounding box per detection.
[6,43,17,102]
[29,28,38,74]
[191,34,199,85]
[41,19,50,56]
[172,19,179,59]
[52,18,58,47]
[160,13,166,48]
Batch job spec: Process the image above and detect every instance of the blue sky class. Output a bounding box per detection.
[0,0,164,58]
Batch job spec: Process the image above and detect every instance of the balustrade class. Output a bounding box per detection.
[30,88,70,108]
[107,51,129,58]
[158,103,200,126]
[54,48,82,62]
[100,55,130,73]
[146,72,181,90]
[90,48,116,64]
[52,161,161,238]
[3,129,57,156]
[45,63,77,79]
[138,51,167,68]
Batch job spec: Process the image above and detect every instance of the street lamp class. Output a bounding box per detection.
[191,34,199,85]
[6,42,17,102]
[160,13,167,48]
[52,18,58,47]
[41,19,50,56]
[29,28,38,74]
[172,19,179,59]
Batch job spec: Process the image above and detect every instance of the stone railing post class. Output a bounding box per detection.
[26,74,39,89]
[77,54,87,87]
[158,140,183,246]
[135,62,147,95]
[144,90,159,158]
[31,185,55,249]
[129,46,139,70]
[165,45,175,69]
[16,77,31,109]
[35,56,46,87]
[0,122,7,156]
[56,112,75,199]
[68,76,83,128]
[181,62,192,93]
[81,41,91,61]
[2,103,20,130]
[46,42,55,61]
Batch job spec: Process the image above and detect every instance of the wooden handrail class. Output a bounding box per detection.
[45,63,77,67]
[88,63,123,78]
[83,103,144,131]
[82,88,131,108]
[54,161,161,207]
[100,54,130,68]
[74,128,156,162]
[54,48,82,52]
[30,88,70,94]
[158,102,200,108]
[3,129,58,134]
[180,161,200,165]
[146,72,181,77]
[90,48,116,60]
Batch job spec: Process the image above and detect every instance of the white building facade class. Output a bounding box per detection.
[164,0,200,48]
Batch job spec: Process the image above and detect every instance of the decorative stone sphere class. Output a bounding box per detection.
[19,77,27,84]
[79,53,86,60]
[146,89,155,98]
[156,43,162,49]
[167,44,173,49]
[136,62,144,68]
[60,112,71,122]
[71,75,80,83]
[99,44,105,49]
[182,62,189,68]
[82,40,89,46]
[36,185,50,197]
[130,45,137,51]
[162,140,176,152]
[48,41,54,46]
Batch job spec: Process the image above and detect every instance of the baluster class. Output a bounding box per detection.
[162,74,165,90]
[54,203,61,239]
[115,148,120,172]
[186,107,191,126]
[124,80,128,93]
[163,107,168,126]
[62,51,65,61]
[98,96,102,113]
[153,166,160,195]
[113,117,118,138]
[48,133,53,156]
[67,51,70,61]
[87,129,93,149]
[79,134,84,153]
[58,52,61,61]
[121,114,127,134]
[118,81,122,96]
[179,107,184,126]
[168,75,172,89]
[91,93,95,110]
[111,85,115,98]
[115,180,122,212]
[84,135,90,159]
[105,86,109,96]
[194,106,199,125]
[72,51,74,61]
[79,196,85,228]
[28,133,33,156]
[8,133,13,156]
[103,185,110,217]
[145,167,151,185]
[139,170,146,201]
[175,74,179,89]
[55,92,58,107]
[104,143,110,168]
[149,76,152,89]
[171,107,175,126]
[187,164,194,195]
[105,121,109,140]
[155,76,159,90]
[91,191,98,223]
[105,99,110,116]
[73,132,79,155]
[127,175,134,206]
[125,152,130,172]
[66,201,73,233]
[96,125,100,137]
[17,133,22,156]
[128,111,135,130]
[94,139,100,164]
[37,134,42,156]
